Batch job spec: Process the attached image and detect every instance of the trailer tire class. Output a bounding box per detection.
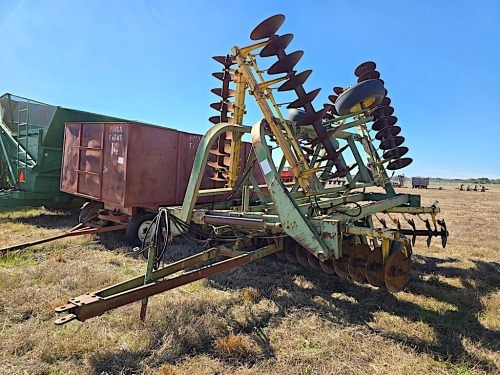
[334,79,385,116]
[126,211,157,247]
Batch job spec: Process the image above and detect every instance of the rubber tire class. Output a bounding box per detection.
[334,79,385,116]
[126,211,157,247]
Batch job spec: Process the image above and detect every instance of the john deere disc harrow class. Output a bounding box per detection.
[55,14,448,325]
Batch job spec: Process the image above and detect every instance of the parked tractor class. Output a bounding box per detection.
[55,14,448,325]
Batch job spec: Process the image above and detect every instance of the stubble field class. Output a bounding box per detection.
[0,187,499,375]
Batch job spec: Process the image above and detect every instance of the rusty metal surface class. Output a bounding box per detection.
[61,122,259,209]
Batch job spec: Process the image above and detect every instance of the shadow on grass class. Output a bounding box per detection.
[0,206,78,229]
[88,249,500,374]
[214,254,500,373]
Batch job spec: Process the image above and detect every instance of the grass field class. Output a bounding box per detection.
[0,187,499,375]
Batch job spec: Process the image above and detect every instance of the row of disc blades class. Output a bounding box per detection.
[356,61,413,171]
[208,55,236,183]
[272,236,411,292]
[248,14,352,178]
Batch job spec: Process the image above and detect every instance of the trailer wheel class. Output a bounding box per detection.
[126,211,157,247]
[334,79,385,116]
[79,201,110,226]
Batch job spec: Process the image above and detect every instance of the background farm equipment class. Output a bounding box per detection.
[412,176,429,188]
[55,14,448,325]
[0,93,124,207]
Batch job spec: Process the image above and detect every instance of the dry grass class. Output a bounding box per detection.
[0,187,499,374]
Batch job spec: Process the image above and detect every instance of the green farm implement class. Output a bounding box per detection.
[55,14,448,325]
[0,93,123,207]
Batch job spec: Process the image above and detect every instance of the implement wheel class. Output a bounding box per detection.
[335,79,385,116]
[126,211,157,247]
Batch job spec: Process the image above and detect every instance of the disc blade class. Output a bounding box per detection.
[357,70,381,82]
[213,55,234,67]
[366,247,385,287]
[319,259,336,274]
[211,88,236,98]
[375,125,401,140]
[354,61,376,77]
[287,88,321,109]
[307,253,322,270]
[382,146,409,160]
[371,106,394,120]
[260,33,294,57]
[372,115,398,131]
[348,243,371,283]
[333,239,353,279]
[333,86,344,95]
[379,135,405,150]
[278,69,312,91]
[385,249,411,292]
[295,244,311,267]
[210,102,235,112]
[209,116,221,124]
[268,50,304,75]
[250,14,285,40]
[387,157,413,170]
[328,94,338,104]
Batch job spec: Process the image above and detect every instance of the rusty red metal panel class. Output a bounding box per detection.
[61,122,264,210]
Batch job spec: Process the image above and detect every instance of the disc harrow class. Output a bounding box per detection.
[54,14,449,325]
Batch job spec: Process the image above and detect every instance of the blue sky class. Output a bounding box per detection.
[1,0,499,179]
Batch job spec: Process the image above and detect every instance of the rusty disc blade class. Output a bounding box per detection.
[366,246,385,287]
[295,244,311,267]
[209,115,222,124]
[379,135,405,150]
[382,146,409,160]
[333,256,350,278]
[212,72,225,81]
[210,102,235,112]
[387,157,413,170]
[211,88,236,98]
[307,253,322,270]
[260,33,294,57]
[213,55,235,67]
[284,237,299,263]
[333,240,352,279]
[319,259,336,274]
[268,50,304,75]
[297,105,331,126]
[287,88,321,109]
[333,86,344,95]
[278,69,312,91]
[385,249,411,292]
[375,125,401,140]
[354,61,376,77]
[250,14,285,40]
[348,243,371,283]
[328,94,338,104]
[357,70,381,82]
[378,97,392,108]
[372,115,398,131]
[371,105,394,120]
